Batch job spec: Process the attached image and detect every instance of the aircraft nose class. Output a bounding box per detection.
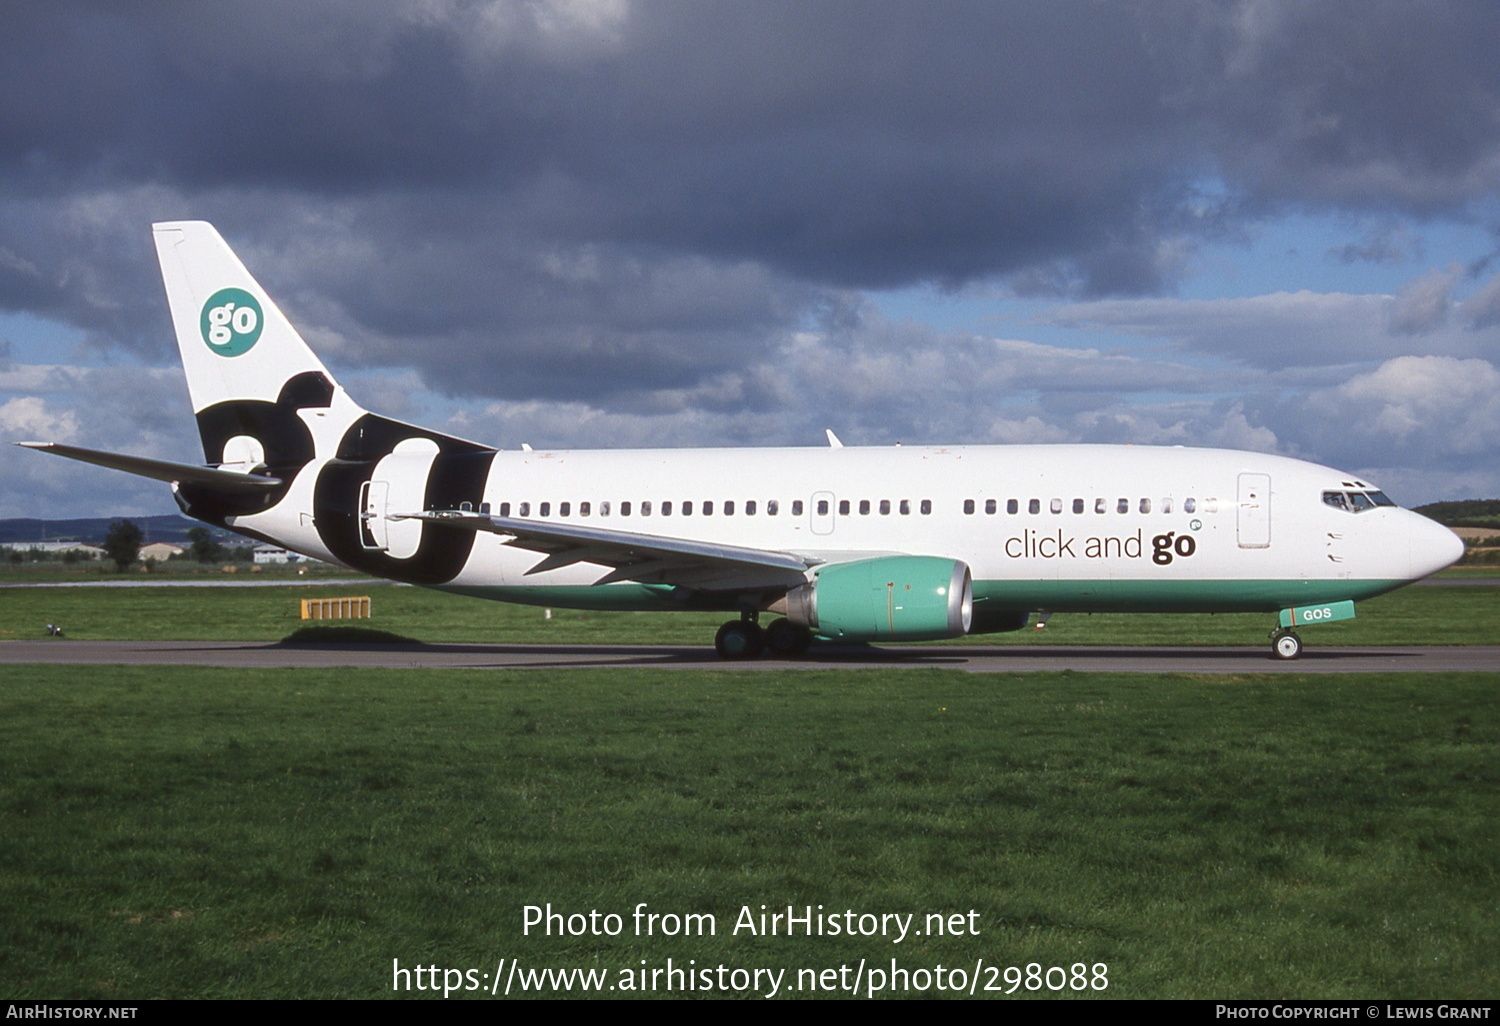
[1408,512,1465,579]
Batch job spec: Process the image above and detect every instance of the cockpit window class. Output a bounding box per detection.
[1324,489,1394,513]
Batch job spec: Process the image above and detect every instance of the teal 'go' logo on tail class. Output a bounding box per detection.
[200,288,263,357]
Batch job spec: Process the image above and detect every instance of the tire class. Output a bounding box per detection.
[714,620,764,660]
[1272,631,1302,660]
[764,617,812,657]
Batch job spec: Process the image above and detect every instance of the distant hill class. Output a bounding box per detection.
[1412,499,1500,528]
[0,515,240,546]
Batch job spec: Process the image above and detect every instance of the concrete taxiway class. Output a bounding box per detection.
[3,640,1497,673]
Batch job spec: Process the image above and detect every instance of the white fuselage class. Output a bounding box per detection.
[231,441,1462,617]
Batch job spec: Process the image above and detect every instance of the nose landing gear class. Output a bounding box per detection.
[1270,628,1302,660]
[1270,601,1356,660]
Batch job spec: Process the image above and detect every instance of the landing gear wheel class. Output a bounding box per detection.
[1272,630,1302,660]
[714,620,765,660]
[764,618,812,658]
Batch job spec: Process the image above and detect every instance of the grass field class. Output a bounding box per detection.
[3,577,1497,1000]
[2,665,1497,1000]
[3,573,1499,648]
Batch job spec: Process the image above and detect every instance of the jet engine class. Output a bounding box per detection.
[780,556,973,641]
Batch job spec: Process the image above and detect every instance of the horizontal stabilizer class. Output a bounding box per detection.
[17,441,282,489]
[397,510,815,590]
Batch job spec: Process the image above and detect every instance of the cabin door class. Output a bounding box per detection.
[1237,473,1271,549]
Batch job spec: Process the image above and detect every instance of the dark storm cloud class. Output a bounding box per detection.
[1180,0,1500,210]
[7,3,1497,272]
[2,0,1500,415]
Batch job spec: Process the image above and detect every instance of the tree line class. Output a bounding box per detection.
[5,522,255,571]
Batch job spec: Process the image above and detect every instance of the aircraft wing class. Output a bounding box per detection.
[397,511,817,590]
[16,442,283,489]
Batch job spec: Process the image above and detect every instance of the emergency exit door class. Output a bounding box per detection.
[359,480,389,550]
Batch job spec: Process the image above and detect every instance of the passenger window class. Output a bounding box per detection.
[702,501,712,515]
[480,502,491,515]
[1139,498,1150,514]
[859,499,870,515]
[746,500,756,515]
[964,499,976,514]
[1028,499,1040,514]
[1116,498,1128,514]
[899,499,910,515]
[682,501,692,516]
[1161,498,1172,514]
[985,499,997,514]
[499,502,511,517]
[1007,499,1018,514]
[1050,498,1063,514]
[580,502,591,517]
[920,499,931,515]
[816,500,829,516]
[879,499,891,515]
[1095,498,1106,514]
[791,500,803,516]
[662,501,672,516]
[519,502,530,517]
[641,500,651,516]
[621,501,631,516]
[769,500,780,515]
[1184,498,1196,514]
[540,502,551,517]
[839,499,850,515]
[561,502,572,517]
[1072,498,1084,514]
[724,500,734,515]
[599,501,609,517]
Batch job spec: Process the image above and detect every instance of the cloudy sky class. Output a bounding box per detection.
[3,0,1499,518]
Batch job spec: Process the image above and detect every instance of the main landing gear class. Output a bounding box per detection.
[1270,628,1302,660]
[713,616,813,660]
[714,619,763,659]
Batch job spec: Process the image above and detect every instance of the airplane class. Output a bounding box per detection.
[20,221,1465,660]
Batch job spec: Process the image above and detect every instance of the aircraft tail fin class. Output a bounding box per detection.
[152,220,368,469]
[152,222,345,414]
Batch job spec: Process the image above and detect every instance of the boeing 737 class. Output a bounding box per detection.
[20,222,1464,659]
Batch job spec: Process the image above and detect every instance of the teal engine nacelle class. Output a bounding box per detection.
[782,556,973,641]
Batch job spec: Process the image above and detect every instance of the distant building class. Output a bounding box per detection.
[1,541,104,558]
[253,544,318,565]
[140,542,185,561]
